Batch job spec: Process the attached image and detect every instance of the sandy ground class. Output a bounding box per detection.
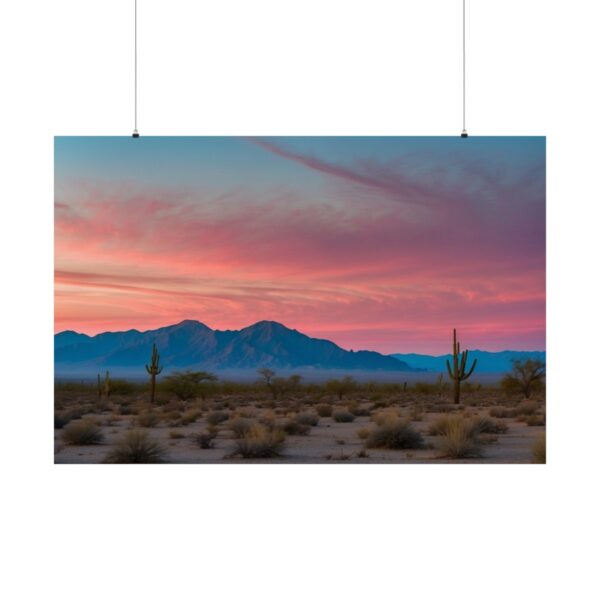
[54,408,544,464]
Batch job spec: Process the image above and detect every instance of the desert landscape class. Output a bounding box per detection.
[54,136,545,464]
[54,348,545,464]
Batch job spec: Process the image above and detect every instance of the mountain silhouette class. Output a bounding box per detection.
[391,350,546,374]
[55,320,415,372]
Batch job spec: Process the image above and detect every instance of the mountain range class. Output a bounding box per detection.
[55,320,415,372]
[391,350,546,374]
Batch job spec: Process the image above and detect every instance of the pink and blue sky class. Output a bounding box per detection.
[54,136,545,354]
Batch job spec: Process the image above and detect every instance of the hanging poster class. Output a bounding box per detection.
[55,136,546,463]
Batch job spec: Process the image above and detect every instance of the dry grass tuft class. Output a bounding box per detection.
[206,410,229,427]
[137,411,159,428]
[366,416,425,450]
[228,417,254,439]
[228,424,286,459]
[525,414,545,427]
[283,419,311,436]
[105,430,167,463]
[62,419,104,445]
[436,417,483,459]
[316,404,333,417]
[357,427,370,440]
[471,416,508,434]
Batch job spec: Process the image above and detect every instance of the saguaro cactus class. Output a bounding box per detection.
[446,328,477,404]
[103,370,111,399]
[145,343,163,403]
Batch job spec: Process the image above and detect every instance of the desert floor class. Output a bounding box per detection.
[54,389,545,464]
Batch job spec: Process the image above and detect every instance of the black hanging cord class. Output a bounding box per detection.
[461,0,468,138]
[132,0,139,138]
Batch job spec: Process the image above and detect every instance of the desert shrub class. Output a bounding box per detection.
[316,404,333,417]
[471,417,508,434]
[413,382,437,394]
[62,419,104,445]
[137,411,159,428]
[195,431,217,449]
[532,433,546,464]
[489,407,517,419]
[179,409,202,425]
[325,376,357,401]
[105,430,167,463]
[526,414,546,426]
[357,427,370,440]
[437,417,482,459]
[206,410,229,427]
[370,398,391,410]
[228,425,286,459]
[332,410,355,423]
[109,379,138,395]
[235,407,257,419]
[428,415,474,437]
[54,413,72,429]
[347,401,370,417]
[283,419,311,436]
[373,410,401,426]
[228,417,254,439]
[296,412,319,427]
[366,417,425,450]
[169,430,185,439]
[118,404,134,416]
[162,370,217,400]
[514,401,538,416]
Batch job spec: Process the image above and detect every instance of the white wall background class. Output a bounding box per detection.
[0,1,598,599]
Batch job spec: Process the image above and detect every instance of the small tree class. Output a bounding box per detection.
[163,370,217,401]
[325,376,357,401]
[258,367,277,399]
[288,374,303,393]
[145,343,163,403]
[501,359,545,399]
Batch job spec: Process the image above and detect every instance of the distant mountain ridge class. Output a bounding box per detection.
[390,350,546,374]
[55,320,415,372]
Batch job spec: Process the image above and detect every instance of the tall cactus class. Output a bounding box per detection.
[97,371,112,400]
[145,343,163,403]
[103,370,111,399]
[446,328,477,404]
